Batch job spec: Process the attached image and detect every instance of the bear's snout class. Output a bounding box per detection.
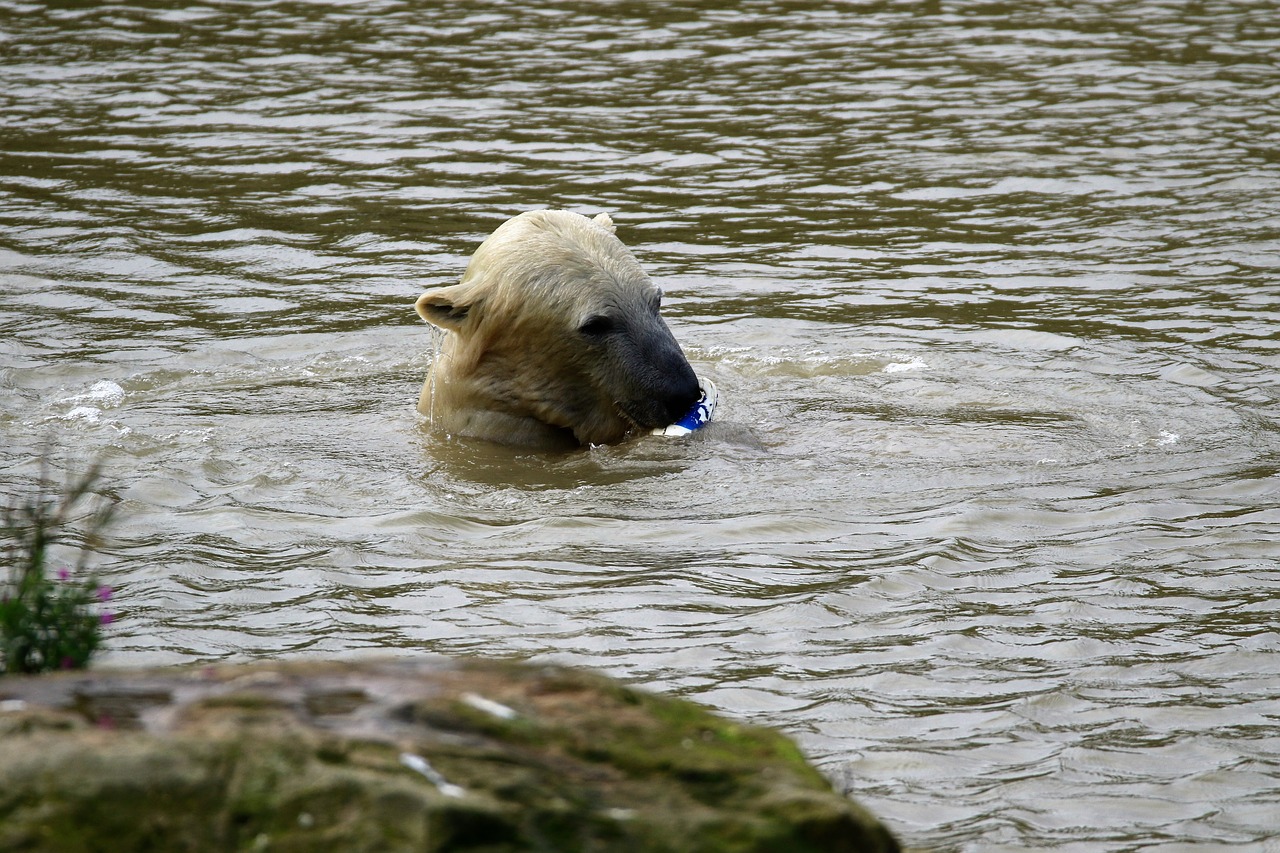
[633,338,700,429]
[659,361,702,425]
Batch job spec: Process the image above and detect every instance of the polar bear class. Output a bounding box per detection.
[414,210,702,450]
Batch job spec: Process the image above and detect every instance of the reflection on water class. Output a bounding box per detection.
[2,1,1279,850]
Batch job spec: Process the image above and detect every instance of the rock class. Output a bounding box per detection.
[0,657,899,852]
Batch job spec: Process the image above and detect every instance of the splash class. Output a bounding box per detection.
[882,357,928,374]
[66,380,125,408]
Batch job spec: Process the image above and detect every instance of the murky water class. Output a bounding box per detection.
[3,2,1279,849]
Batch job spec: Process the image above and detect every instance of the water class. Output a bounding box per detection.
[3,2,1279,849]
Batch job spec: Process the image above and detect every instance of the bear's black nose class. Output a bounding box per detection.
[659,358,702,424]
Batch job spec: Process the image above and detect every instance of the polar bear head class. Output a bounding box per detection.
[415,210,701,450]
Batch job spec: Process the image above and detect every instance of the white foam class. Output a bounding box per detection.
[61,406,103,424]
[68,380,125,407]
[883,357,928,373]
[52,383,132,435]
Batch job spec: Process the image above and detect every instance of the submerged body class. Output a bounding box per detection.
[415,210,701,450]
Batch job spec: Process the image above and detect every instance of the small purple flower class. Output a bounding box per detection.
[60,656,76,669]
[100,611,116,626]
[96,585,113,602]
[58,567,71,581]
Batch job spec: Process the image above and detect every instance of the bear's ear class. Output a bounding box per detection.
[415,285,476,332]
[592,212,616,233]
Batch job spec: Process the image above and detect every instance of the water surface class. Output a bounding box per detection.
[2,2,1279,850]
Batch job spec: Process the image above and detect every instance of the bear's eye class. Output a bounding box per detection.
[578,315,615,338]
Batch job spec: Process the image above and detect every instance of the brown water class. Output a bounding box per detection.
[3,2,1279,849]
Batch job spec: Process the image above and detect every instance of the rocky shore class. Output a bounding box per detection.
[0,657,899,852]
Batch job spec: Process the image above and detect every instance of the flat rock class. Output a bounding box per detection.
[0,657,899,852]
